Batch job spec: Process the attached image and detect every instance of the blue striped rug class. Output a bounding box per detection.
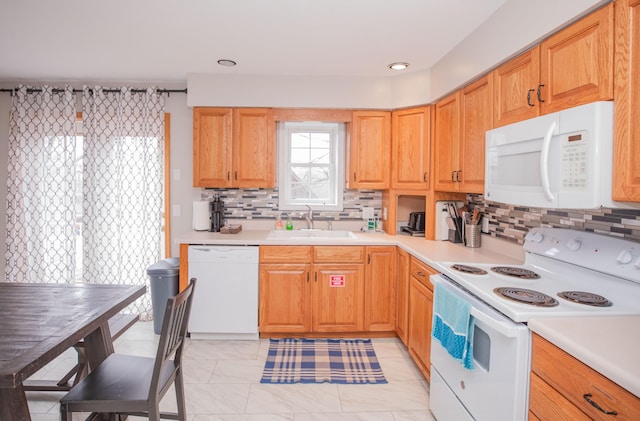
[260,338,387,384]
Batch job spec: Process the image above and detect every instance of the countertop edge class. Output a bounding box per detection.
[529,316,640,398]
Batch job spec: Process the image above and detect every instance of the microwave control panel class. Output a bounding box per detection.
[561,130,588,190]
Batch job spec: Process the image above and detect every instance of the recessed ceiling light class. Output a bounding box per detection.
[217,59,237,67]
[388,62,409,70]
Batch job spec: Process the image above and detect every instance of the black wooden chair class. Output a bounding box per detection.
[24,313,139,392]
[60,279,196,421]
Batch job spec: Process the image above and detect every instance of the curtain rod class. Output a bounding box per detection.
[0,88,187,96]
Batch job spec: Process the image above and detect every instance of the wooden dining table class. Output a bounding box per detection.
[0,282,146,421]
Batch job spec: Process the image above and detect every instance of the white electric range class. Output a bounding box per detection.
[428,227,640,421]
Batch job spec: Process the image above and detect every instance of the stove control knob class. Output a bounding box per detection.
[566,239,582,251]
[616,249,633,265]
[528,232,544,243]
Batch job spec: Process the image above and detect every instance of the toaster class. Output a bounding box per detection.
[408,212,426,231]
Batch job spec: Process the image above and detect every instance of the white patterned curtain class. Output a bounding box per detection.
[5,86,77,283]
[82,86,165,320]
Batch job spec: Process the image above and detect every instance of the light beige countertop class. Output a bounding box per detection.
[174,228,525,267]
[528,316,640,397]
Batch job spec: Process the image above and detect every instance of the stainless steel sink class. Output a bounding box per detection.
[266,229,357,240]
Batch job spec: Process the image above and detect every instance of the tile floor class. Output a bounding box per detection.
[26,322,436,420]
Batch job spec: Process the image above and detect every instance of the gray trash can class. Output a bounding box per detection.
[147,257,180,334]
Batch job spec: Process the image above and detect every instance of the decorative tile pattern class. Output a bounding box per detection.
[467,193,640,244]
[201,188,382,221]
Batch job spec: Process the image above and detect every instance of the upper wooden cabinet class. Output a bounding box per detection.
[433,75,491,194]
[193,107,275,188]
[493,47,541,127]
[459,76,493,193]
[391,106,430,190]
[613,0,640,202]
[493,3,614,127]
[433,92,460,192]
[348,110,391,189]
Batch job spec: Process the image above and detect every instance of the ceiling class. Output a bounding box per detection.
[0,0,508,83]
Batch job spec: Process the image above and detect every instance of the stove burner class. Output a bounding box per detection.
[450,264,488,275]
[494,287,559,307]
[491,266,540,279]
[558,291,612,307]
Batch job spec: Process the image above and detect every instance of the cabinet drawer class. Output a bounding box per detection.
[314,246,364,263]
[529,372,591,421]
[409,257,438,290]
[260,246,312,263]
[531,334,640,421]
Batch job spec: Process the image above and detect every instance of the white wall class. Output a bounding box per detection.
[429,0,610,100]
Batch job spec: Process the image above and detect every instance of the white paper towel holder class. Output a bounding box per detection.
[192,201,210,231]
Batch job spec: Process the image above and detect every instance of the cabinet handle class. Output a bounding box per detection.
[234,171,238,180]
[314,273,317,282]
[451,171,456,182]
[227,171,230,181]
[416,271,426,278]
[423,172,427,182]
[583,394,617,416]
[537,84,545,103]
[307,272,309,283]
[456,170,461,182]
[353,172,356,182]
[527,89,535,107]
[367,254,371,264]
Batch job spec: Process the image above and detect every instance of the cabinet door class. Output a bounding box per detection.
[459,75,493,194]
[233,108,275,188]
[312,264,364,332]
[391,106,430,190]
[349,111,391,189]
[433,92,461,192]
[364,246,396,332]
[259,264,311,333]
[192,107,233,187]
[493,47,541,127]
[539,3,613,114]
[613,0,640,202]
[407,276,433,381]
[395,248,410,345]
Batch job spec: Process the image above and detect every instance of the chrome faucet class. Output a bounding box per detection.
[304,205,314,229]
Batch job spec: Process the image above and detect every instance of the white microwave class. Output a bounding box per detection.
[485,101,628,209]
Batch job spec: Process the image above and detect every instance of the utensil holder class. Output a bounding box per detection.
[465,223,481,248]
[448,229,462,244]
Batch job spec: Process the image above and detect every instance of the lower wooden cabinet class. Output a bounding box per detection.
[313,264,364,332]
[395,247,410,345]
[259,245,398,335]
[259,245,367,334]
[407,256,438,381]
[259,263,311,333]
[364,246,397,332]
[530,333,640,421]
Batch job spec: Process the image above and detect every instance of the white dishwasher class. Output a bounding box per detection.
[187,245,259,340]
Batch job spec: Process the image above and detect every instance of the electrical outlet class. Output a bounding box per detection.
[362,206,374,220]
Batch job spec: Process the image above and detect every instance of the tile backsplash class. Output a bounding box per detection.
[201,188,382,221]
[197,189,640,244]
[467,193,640,244]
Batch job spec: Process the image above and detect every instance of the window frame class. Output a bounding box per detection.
[277,121,345,211]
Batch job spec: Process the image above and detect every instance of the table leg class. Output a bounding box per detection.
[83,321,114,370]
[0,383,32,421]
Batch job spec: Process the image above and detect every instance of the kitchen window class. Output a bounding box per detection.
[278,121,345,211]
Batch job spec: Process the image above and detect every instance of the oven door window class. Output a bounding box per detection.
[473,323,490,371]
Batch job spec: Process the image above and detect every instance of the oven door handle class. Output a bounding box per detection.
[432,274,523,338]
[469,307,521,338]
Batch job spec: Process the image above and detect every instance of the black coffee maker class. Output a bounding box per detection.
[209,195,225,232]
